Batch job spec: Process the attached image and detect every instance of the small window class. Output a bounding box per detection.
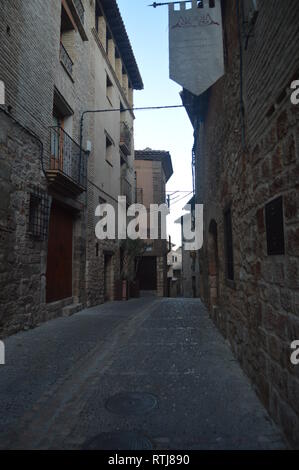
[106,27,112,54]
[265,196,285,256]
[105,133,114,166]
[99,196,106,205]
[28,188,50,240]
[224,207,234,281]
[106,74,113,105]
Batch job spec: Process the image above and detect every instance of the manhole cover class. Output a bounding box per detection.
[83,431,153,450]
[105,392,158,415]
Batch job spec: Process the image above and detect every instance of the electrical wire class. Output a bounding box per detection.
[5,99,189,201]
[169,191,193,207]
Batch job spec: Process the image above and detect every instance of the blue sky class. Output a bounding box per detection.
[117,0,194,247]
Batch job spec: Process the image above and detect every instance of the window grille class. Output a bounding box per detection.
[28,187,50,240]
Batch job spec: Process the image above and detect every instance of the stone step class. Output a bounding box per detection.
[62,303,83,318]
[46,297,74,313]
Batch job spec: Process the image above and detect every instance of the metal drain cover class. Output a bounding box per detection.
[105,392,158,416]
[84,431,153,450]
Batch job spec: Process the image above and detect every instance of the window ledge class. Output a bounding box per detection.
[106,96,113,107]
[106,159,113,167]
[60,61,75,83]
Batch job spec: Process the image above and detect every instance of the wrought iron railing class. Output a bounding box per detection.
[73,0,85,25]
[60,42,73,77]
[50,126,87,189]
[121,177,132,205]
[120,121,132,154]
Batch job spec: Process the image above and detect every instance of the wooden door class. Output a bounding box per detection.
[46,202,73,303]
[137,257,157,290]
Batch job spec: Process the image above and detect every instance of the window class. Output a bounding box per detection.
[106,74,113,105]
[99,196,106,205]
[28,188,50,240]
[224,207,234,281]
[105,133,114,166]
[106,27,112,54]
[60,4,75,78]
[265,196,285,256]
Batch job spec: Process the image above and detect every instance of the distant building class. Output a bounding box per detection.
[134,149,173,296]
[180,197,200,298]
[167,247,182,297]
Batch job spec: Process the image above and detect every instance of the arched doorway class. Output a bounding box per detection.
[208,220,219,308]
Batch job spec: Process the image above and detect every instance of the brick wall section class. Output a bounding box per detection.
[0,0,59,156]
[194,0,299,447]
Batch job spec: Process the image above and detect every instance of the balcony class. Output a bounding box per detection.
[46,127,87,196]
[121,177,132,206]
[60,42,73,79]
[66,0,88,41]
[120,121,132,156]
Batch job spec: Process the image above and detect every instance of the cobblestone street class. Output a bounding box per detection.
[0,298,285,450]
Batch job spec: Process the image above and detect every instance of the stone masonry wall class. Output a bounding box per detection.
[0,111,48,337]
[197,0,299,447]
[0,0,90,335]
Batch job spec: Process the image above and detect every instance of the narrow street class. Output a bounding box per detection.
[0,298,285,450]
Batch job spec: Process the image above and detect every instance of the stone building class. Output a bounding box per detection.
[134,149,173,296]
[181,0,299,446]
[0,0,142,337]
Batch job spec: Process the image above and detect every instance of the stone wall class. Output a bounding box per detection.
[0,0,140,335]
[194,0,299,447]
[0,0,90,335]
[0,110,48,337]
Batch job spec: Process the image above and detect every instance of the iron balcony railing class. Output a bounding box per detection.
[60,42,73,77]
[121,177,132,205]
[73,0,85,25]
[120,121,132,155]
[50,126,87,189]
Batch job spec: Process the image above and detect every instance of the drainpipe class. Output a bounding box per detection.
[236,0,246,150]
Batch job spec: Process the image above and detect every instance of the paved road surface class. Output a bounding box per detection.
[0,297,285,449]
